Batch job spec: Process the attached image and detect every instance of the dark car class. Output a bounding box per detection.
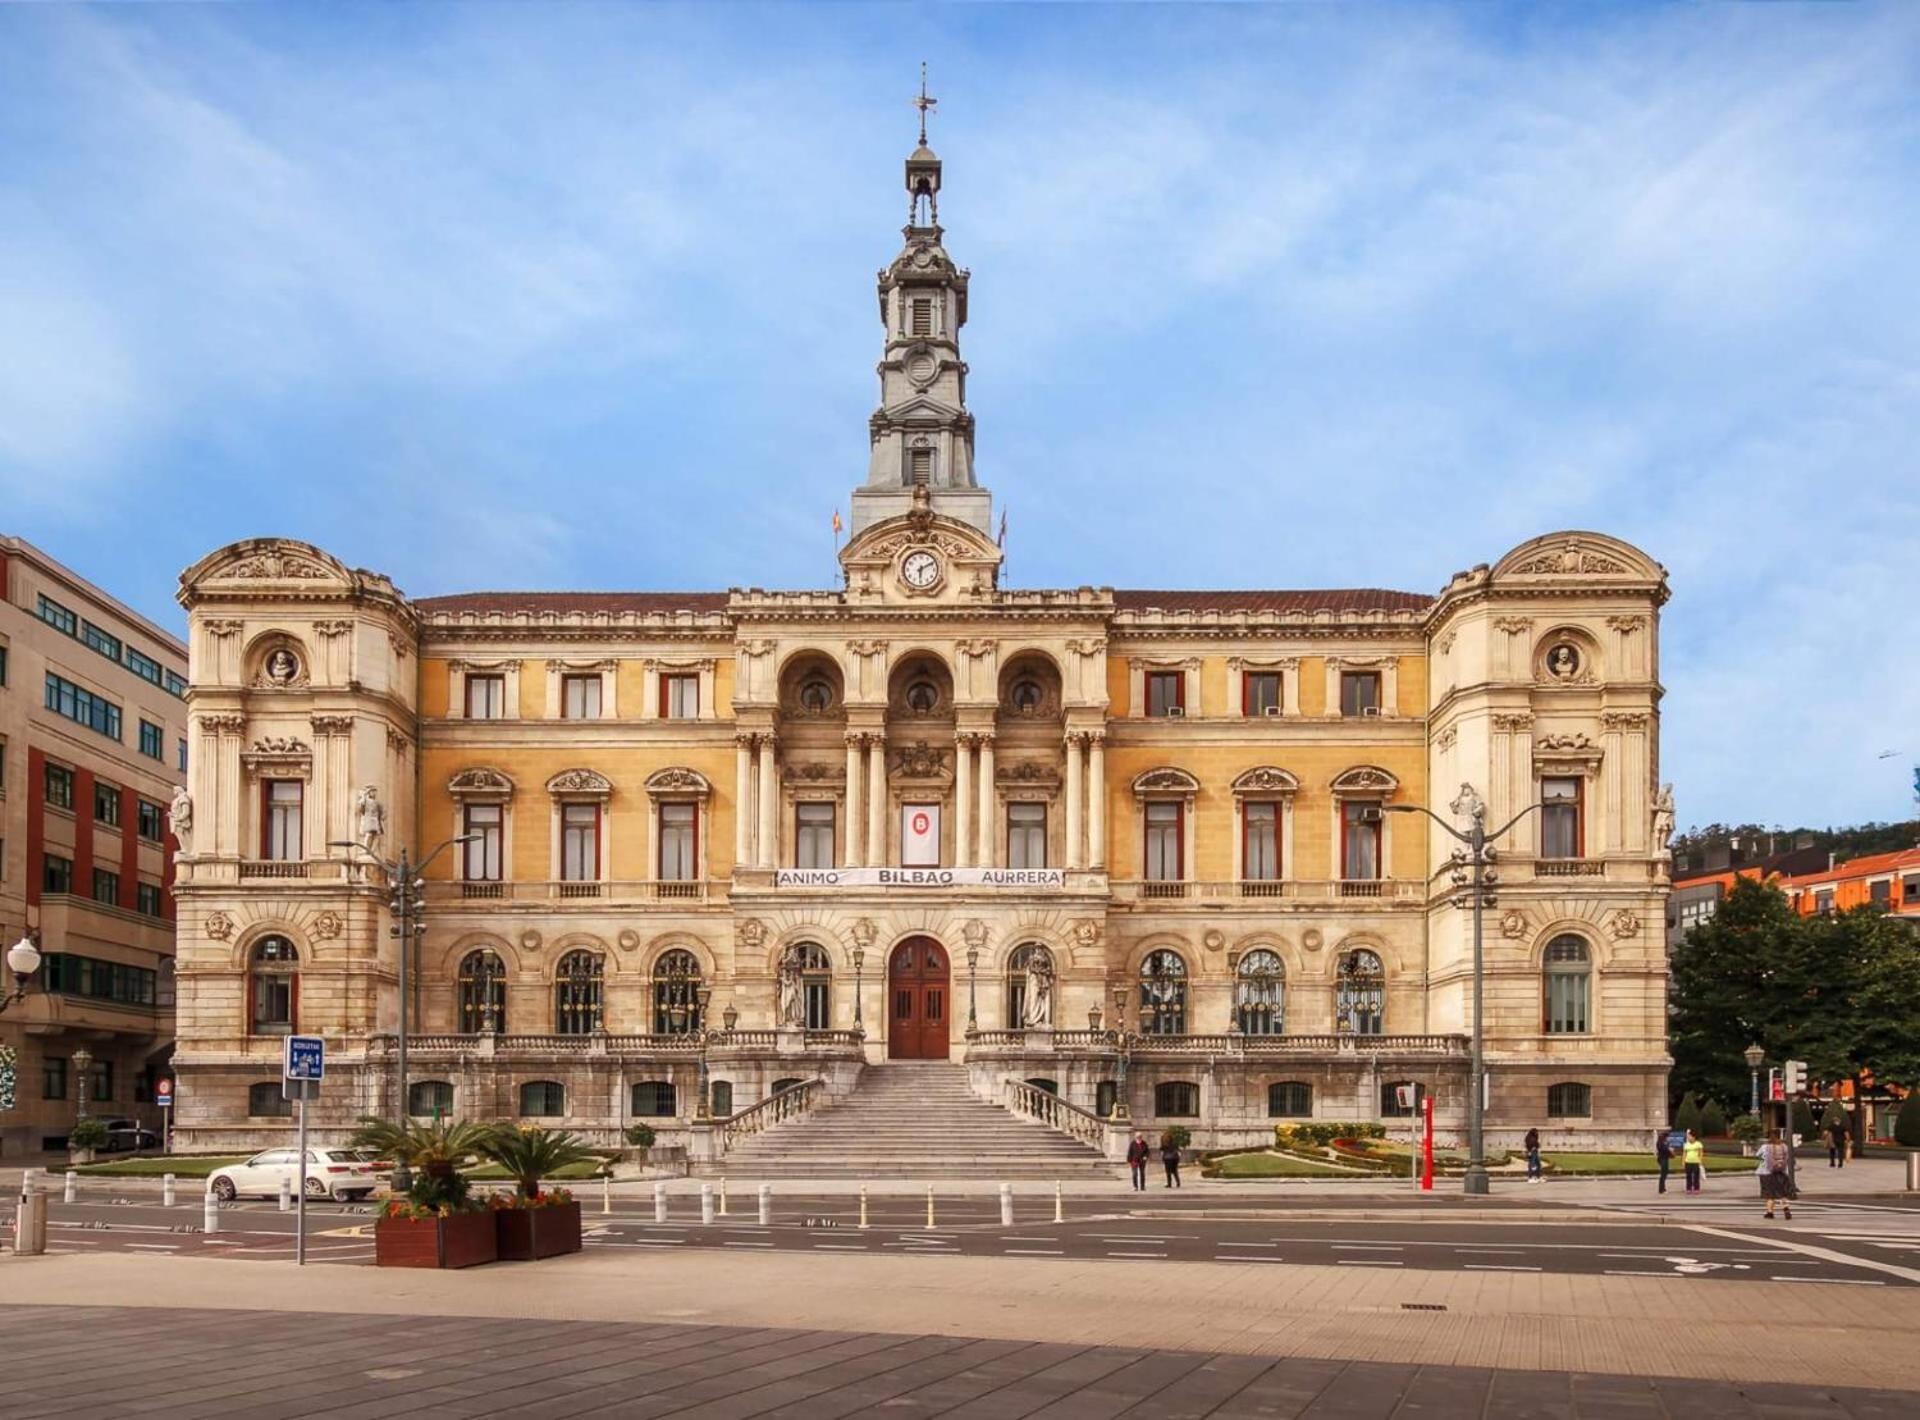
[98,1120,162,1153]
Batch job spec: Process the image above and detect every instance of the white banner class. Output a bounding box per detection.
[774,867,1067,889]
[901,803,941,867]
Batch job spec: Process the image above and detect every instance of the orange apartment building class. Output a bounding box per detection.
[1,536,188,1155]
[1781,847,1920,922]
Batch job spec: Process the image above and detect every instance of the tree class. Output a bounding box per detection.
[1699,1099,1728,1137]
[1896,1095,1920,1149]
[1674,1093,1702,1134]
[1669,878,1801,1108]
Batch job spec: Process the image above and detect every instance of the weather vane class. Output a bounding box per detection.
[913,62,937,145]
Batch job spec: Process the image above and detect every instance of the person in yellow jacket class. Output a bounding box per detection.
[1682,1129,1706,1194]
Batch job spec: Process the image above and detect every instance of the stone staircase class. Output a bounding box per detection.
[711,1062,1117,1180]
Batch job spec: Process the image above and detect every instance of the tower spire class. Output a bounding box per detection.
[914,62,937,147]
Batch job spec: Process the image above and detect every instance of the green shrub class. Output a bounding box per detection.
[624,1123,657,1148]
[1730,1114,1765,1145]
[1673,1093,1701,1134]
[479,1124,603,1200]
[1790,1097,1817,1137]
[1699,1099,1728,1137]
[1895,1096,1920,1149]
[1160,1126,1192,1151]
[68,1118,109,1150]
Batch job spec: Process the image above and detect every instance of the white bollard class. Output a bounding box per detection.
[602,1174,612,1216]
[700,1182,715,1225]
[859,1184,869,1229]
[162,1173,177,1208]
[653,1180,668,1224]
[758,1183,771,1227]
[204,1190,219,1234]
[1054,1181,1064,1224]
[718,1177,729,1216]
[278,1176,292,1213]
[999,1182,1014,1227]
[926,1184,935,1228]
[63,1171,77,1205]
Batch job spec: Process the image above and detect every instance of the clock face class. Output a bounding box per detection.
[901,550,941,589]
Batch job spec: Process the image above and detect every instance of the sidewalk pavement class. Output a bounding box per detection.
[13,1241,1920,1389]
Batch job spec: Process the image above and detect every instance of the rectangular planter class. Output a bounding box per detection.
[374,1210,499,1269]
[495,1200,583,1260]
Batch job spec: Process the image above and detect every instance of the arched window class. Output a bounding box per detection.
[1267,1081,1312,1118]
[247,1081,291,1118]
[408,1080,454,1118]
[1547,1082,1591,1118]
[554,951,604,1035]
[248,937,298,1037]
[457,949,506,1033]
[1154,1081,1199,1117]
[652,949,704,1035]
[1335,950,1385,1035]
[1381,1080,1424,1117]
[520,1081,565,1117]
[1007,943,1055,1028]
[1235,949,1285,1035]
[1544,936,1591,1034]
[631,1080,677,1117]
[783,943,833,1030]
[1138,949,1188,1035]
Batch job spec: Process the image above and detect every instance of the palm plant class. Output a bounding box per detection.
[350,1115,497,1213]
[478,1123,603,1201]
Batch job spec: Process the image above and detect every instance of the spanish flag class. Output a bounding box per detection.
[832,509,843,535]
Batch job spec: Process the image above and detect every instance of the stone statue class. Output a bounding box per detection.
[1652,783,1676,859]
[265,648,299,685]
[1547,644,1580,680]
[168,786,193,852]
[1022,955,1054,1028]
[353,784,387,852]
[777,951,805,1027]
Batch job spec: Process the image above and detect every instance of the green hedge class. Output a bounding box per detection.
[1273,1122,1386,1149]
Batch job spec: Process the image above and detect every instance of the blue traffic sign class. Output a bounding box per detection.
[284,1035,325,1081]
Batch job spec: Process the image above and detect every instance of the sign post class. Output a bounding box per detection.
[1420,1095,1435,1192]
[155,1078,173,1155]
[283,1036,325,1266]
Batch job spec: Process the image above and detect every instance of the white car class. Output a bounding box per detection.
[208,1147,384,1203]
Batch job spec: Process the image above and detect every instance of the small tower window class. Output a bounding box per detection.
[911,298,933,336]
[908,447,933,486]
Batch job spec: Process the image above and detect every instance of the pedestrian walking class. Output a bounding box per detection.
[1159,1133,1182,1189]
[1126,1132,1150,1192]
[1759,1129,1795,1219]
[1655,1128,1673,1194]
[1524,1127,1543,1183]
[1682,1129,1705,1194]
[1827,1117,1848,1169]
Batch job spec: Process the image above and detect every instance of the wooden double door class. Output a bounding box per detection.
[888,937,951,1060]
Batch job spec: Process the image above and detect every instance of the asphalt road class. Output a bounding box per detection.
[17,1193,1920,1286]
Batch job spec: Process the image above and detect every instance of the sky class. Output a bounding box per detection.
[2,2,1916,832]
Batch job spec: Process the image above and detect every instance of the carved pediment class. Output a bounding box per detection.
[1491,532,1666,587]
[546,768,614,798]
[447,767,515,799]
[1231,766,1300,796]
[241,736,312,778]
[1131,766,1201,798]
[182,539,353,590]
[1330,765,1400,795]
[644,766,712,799]
[890,741,950,781]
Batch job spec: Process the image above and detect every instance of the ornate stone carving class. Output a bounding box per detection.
[1492,617,1532,636]
[310,714,354,736]
[252,736,308,755]
[1301,928,1323,952]
[169,787,193,853]
[1491,712,1534,732]
[386,727,409,753]
[353,785,387,852]
[1201,928,1226,953]
[644,766,712,797]
[201,713,247,734]
[1329,765,1398,794]
[1606,615,1647,634]
[737,919,766,950]
[258,648,305,689]
[891,741,948,779]
[214,551,330,580]
[204,910,233,941]
[447,766,515,797]
[1601,711,1651,730]
[961,919,988,951]
[546,768,614,797]
[204,619,245,638]
[1434,726,1457,752]
[1653,783,1676,860]
[312,620,353,640]
[1230,766,1299,795]
[847,640,890,658]
[617,929,641,952]
[850,918,877,949]
[1500,910,1529,940]
[1543,643,1583,681]
[1610,910,1642,939]
[954,638,995,659]
[1437,631,1456,655]
[310,911,342,942]
[519,930,542,953]
[1511,539,1630,576]
[1070,919,1101,949]
[1131,766,1201,797]
[1535,733,1595,753]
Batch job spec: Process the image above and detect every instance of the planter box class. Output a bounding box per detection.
[495,1200,583,1260]
[374,1210,498,1269]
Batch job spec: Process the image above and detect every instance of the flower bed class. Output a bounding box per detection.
[374,1204,498,1269]
[491,1190,583,1261]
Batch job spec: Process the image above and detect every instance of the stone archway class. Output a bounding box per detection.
[886,936,951,1059]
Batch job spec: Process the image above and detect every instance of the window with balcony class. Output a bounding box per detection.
[1339,672,1380,716]
[560,803,600,885]
[1007,802,1047,869]
[1145,672,1184,717]
[1341,800,1381,881]
[662,674,699,719]
[658,802,697,881]
[786,942,833,1030]
[45,762,74,810]
[1336,950,1385,1035]
[1541,777,1584,859]
[1547,1082,1592,1118]
[457,951,507,1033]
[465,673,506,719]
[1244,672,1281,716]
[1267,1081,1313,1118]
[554,951,605,1034]
[1138,949,1188,1035]
[795,802,835,869]
[262,780,303,860]
[520,1081,566,1118]
[561,674,602,719]
[94,781,121,826]
[462,803,503,883]
[248,937,298,1036]
[1243,801,1279,883]
[1234,949,1285,1035]
[1144,802,1183,883]
[1544,935,1591,1034]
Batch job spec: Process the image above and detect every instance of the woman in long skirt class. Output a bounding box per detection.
[1758,1129,1794,1220]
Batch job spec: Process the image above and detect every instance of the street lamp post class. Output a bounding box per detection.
[72,1047,94,1123]
[966,945,979,1033]
[1109,985,1132,1122]
[695,985,715,1119]
[331,833,477,1193]
[851,946,864,1034]
[1383,785,1544,1197]
[1744,1043,1766,1119]
[2,932,44,1015]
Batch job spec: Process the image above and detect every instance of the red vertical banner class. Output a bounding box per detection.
[1421,1095,1435,1191]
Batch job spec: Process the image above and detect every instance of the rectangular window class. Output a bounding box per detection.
[659,802,698,881]
[561,674,602,719]
[44,853,74,895]
[43,1058,67,1101]
[92,1060,113,1103]
[251,972,293,1036]
[1144,802,1183,881]
[1382,1081,1426,1117]
[91,867,120,905]
[44,672,122,740]
[1540,777,1583,859]
[136,882,164,917]
[177,739,188,773]
[0,642,8,686]
[1547,1082,1592,1118]
[1007,803,1048,869]
[38,594,78,636]
[1545,972,1590,1034]
[662,674,699,719]
[262,780,303,861]
[1243,671,1281,716]
[795,802,836,869]
[464,673,506,719]
[908,447,932,485]
[138,720,164,759]
[125,647,164,686]
[1905,876,1920,906]
[1869,879,1891,907]
[1146,671,1184,717]
[462,804,503,881]
[1243,801,1280,881]
[1339,672,1381,716]
[249,1083,292,1118]
[82,620,122,661]
[42,953,157,1006]
[1814,889,1835,915]
[137,799,165,842]
[901,802,941,867]
[45,762,75,809]
[164,670,188,698]
[911,297,932,336]
[561,804,600,881]
[1341,800,1381,881]
[94,781,122,826]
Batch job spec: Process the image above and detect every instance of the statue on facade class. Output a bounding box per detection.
[168,786,193,852]
[1546,644,1580,680]
[1022,954,1054,1028]
[1652,783,1676,859]
[265,648,300,685]
[353,785,387,852]
[776,950,805,1027]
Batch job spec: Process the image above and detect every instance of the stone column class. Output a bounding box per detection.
[1087,732,1107,869]
[1064,732,1085,871]
[954,734,974,869]
[735,735,754,869]
[217,717,244,857]
[867,737,886,867]
[757,735,778,869]
[844,734,864,867]
[976,735,995,867]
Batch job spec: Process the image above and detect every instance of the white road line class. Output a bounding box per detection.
[812,1243,869,1251]
[1337,1260,1402,1268]
[1090,1234,1191,1242]
[1004,1236,1059,1243]
[722,1241,774,1248]
[125,1243,181,1251]
[1684,1223,1920,1286]
[1107,1251,1168,1259]
[1216,1255,1289,1264]
[1465,1264,1542,1272]
[1333,1244,1403,1251]
[1005,1248,1063,1256]
[1768,1276,1884,1286]
[1456,1248,1525,1255]
[1604,1270,1687,1278]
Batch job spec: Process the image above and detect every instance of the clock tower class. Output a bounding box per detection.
[849,73,994,537]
